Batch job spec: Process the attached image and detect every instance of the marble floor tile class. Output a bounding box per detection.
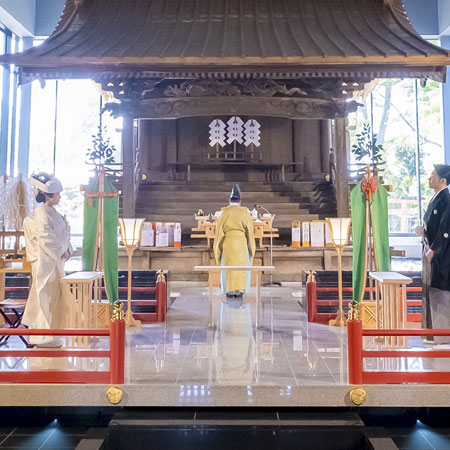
[2,281,450,391]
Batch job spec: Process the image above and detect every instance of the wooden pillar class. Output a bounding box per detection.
[320,120,331,174]
[334,117,350,217]
[122,115,136,217]
[293,120,321,176]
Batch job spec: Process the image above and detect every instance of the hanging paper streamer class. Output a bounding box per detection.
[0,175,34,231]
[209,119,226,147]
[244,119,261,147]
[227,116,244,144]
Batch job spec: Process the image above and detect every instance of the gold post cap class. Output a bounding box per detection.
[111,300,124,321]
[348,301,361,321]
[306,270,316,283]
[157,270,166,283]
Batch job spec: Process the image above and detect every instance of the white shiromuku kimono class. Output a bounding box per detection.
[22,205,72,345]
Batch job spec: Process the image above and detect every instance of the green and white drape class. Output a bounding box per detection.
[351,181,390,302]
[82,176,119,303]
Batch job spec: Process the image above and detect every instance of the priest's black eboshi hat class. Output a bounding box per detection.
[230,184,241,202]
[435,164,450,185]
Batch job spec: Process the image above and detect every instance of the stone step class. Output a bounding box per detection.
[138,207,312,216]
[139,181,330,192]
[134,178,335,238]
[140,190,307,199]
[138,191,331,202]
[137,198,312,207]
[104,410,368,450]
[138,191,333,202]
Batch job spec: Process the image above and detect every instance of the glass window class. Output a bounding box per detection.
[0,30,5,137]
[29,79,57,174]
[29,78,122,236]
[348,77,444,236]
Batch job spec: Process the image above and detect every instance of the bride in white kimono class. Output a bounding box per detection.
[22,173,72,347]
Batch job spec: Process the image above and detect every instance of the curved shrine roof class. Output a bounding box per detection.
[3,0,450,82]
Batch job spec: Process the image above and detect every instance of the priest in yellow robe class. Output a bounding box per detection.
[214,184,256,297]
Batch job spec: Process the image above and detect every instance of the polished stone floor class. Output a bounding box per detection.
[126,282,348,386]
[2,281,450,389]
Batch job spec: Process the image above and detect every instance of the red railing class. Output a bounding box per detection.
[348,319,450,384]
[4,274,167,325]
[306,278,422,323]
[0,318,125,384]
[106,274,167,323]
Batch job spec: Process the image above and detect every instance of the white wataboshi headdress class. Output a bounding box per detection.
[30,172,63,194]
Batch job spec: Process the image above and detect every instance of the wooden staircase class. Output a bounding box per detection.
[134,180,337,242]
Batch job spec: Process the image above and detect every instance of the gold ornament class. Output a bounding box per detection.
[111,301,124,322]
[107,387,123,405]
[306,270,316,283]
[348,301,361,321]
[349,388,366,406]
[157,270,165,283]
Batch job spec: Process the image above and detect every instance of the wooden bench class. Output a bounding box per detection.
[304,270,421,326]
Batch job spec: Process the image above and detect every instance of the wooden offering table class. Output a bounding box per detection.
[194,265,275,329]
[191,216,279,248]
[369,271,412,347]
[61,271,109,347]
[191,216,216,248]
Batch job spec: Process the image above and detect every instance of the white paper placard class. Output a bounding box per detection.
[292,227,301,242]
[244,119,261,147]
[209,119,226,147]
[310,222,325,247]
[325,222,333,246]
[140,229,154,247]
[302,222,310,246]
[227,116,244,144]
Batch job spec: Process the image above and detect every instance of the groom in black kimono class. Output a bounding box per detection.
[422,164,450,344]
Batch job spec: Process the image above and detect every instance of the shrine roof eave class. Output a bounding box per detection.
[10,61,448,84]
[4,0,450,83]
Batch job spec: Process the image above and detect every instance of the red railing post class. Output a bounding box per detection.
[306,271,317,323]
[347,308,363,385]
[156,270,167,322]
[110,302,125,385]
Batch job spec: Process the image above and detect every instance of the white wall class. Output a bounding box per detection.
[403,0,439,36]
[438,0,450,35]
[0,0,36,36]
[35,0,65,36]
[0,0,64,37]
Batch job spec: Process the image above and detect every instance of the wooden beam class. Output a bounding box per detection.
[109,97,357,120]
[122,115,136,217]
[334,118,350,217]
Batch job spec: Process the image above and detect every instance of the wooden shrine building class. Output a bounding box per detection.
[3,0,450,224]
